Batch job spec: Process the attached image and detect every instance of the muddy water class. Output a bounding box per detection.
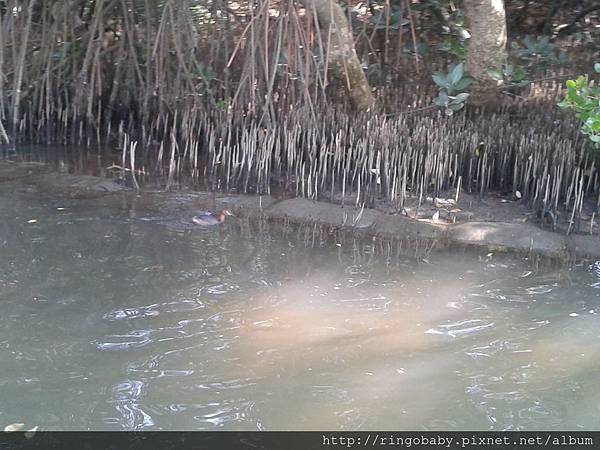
[1,172,600,431]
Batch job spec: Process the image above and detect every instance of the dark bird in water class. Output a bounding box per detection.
[192,209,234,226]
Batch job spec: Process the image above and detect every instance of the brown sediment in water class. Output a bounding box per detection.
[233,268,466,367]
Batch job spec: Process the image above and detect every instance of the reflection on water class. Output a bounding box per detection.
[1,179,600,431]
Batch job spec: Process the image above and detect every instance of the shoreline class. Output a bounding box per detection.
[2,159,599,262]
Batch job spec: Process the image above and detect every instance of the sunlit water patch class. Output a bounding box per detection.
[1,178,600,431]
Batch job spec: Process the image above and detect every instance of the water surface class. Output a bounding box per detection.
[1,173,600,431]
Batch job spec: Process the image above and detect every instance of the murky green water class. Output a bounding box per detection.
[2,169,600,431]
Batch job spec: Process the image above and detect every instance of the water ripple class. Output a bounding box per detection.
[104,379,155,430]
[425,320,494,338]
[95,330,153,351]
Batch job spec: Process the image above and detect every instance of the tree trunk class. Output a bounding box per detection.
[464,0,507,107]
[297,0,375,110]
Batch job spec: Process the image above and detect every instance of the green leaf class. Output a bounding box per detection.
[453,77,473,91]
[448,63,465,86]
[432,74,450,89]
[453,92,470,103]
[595,63,600,73]
[560,69,600,147]
[448,103,465,112]
[488,68,503,81]
[513,68,526,82]
[433,92,449,107]
[588,117,600,132]
[576,75,588,87]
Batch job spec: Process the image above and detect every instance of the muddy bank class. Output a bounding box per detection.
[0,159,127,197]
[1,159,598,261]
[219,197,573,260]
[214,194,596,261]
